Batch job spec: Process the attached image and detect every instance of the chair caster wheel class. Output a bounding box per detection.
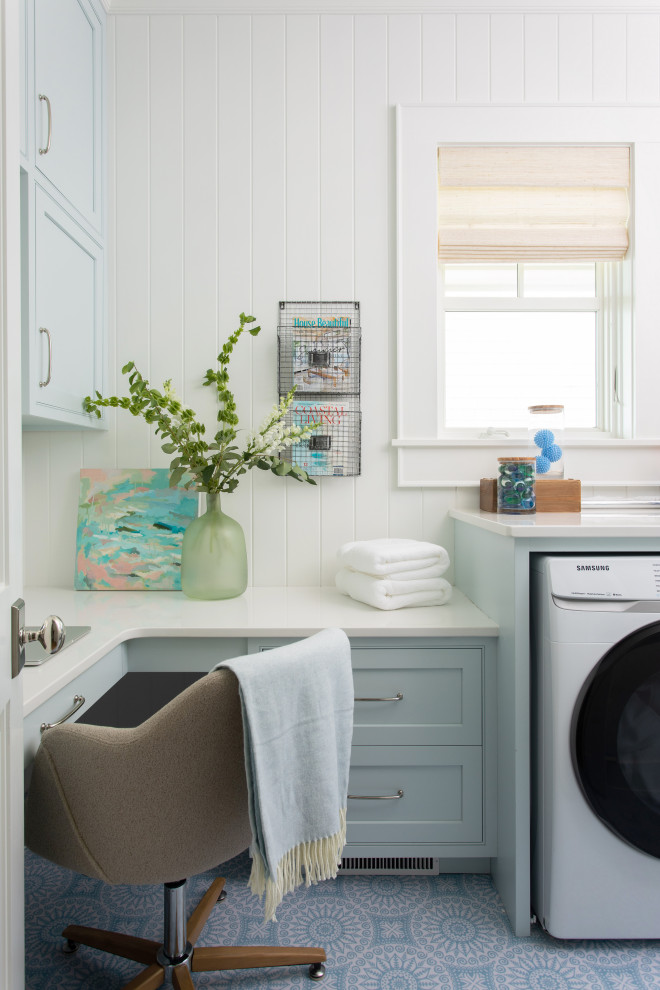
[62,939,79,954]
[218,889,227,902]
[309,962,325,980]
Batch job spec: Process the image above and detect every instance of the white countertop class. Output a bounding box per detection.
[450,507,660,538]
[22,585,498,716]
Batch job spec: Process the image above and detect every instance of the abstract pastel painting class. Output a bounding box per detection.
[75,468,198,590]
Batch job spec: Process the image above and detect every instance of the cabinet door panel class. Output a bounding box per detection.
[31,187,102,422]
[34,0,101,226]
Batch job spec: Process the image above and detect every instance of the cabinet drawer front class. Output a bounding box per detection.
[347,746,483,844]
[352,648,482,746]
[23,647,124,767]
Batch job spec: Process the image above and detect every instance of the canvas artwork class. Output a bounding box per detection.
[75,468,198,591]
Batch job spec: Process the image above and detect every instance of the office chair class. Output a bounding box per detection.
[25,667,326,989]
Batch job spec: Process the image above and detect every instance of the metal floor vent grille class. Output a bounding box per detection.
[338,857,440,876]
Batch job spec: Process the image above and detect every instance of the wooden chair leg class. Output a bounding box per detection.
[187,877,226,945]
[62,925,160,966]
[122,962,166,990]
[172,964,195,990]
[192,945,327,972]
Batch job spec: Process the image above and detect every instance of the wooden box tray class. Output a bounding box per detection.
[480,478,581,513]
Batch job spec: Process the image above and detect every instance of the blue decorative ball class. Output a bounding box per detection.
[536,454,551,474]
[533,428,555,449]
[545,443,563,463]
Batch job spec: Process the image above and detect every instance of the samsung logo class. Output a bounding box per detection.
[576,565,610,571]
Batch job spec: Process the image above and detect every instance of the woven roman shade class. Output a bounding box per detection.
[437,145,630,262]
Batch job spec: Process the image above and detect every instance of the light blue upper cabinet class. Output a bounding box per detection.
[33,0,103,232]
[23,185,104,427]
[21,0,106,429]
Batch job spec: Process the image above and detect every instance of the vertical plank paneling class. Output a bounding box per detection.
[319,14,355,585]
[524,15,558,103]
[490,15,523,104]
[217,15,253,560]
[149,16,183,469]
[558,14,593,103]
[47,433,83,586]
[83,14,117,472]
[627,15,660,104]
[421,488,456,585]
[251,15,287,586]
[456,14,489,103]
[593,15,627,102]
[285,14,322,585]
[22,434,50,586]
[421,14,455,104]
[354,14,389,545]
[388,14,423,542]
[114,15,151,469]
[183,16,219,444]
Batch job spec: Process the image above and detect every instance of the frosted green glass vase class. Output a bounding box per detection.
[180,494,248,600]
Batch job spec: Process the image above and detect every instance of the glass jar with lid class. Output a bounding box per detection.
[497,456,536,514]
[528,404,564,480]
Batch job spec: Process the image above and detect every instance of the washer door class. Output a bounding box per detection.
[572,621,660,859]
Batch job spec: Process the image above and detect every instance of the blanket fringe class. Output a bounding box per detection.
[249,808,347,922]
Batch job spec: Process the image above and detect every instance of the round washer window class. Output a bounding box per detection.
[572,621,660,859]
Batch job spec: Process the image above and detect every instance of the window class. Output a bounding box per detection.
[395,105,660,487]
[436,145,629,439]
[440,261,605,433]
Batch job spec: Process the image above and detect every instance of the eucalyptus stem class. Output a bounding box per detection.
[83,312,317,493]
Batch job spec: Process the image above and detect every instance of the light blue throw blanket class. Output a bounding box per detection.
[215,628,354,921]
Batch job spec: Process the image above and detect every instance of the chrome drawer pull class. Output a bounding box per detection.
[355,692,403,702]
[38,94,52,154]
[348,789,404,800]
[40,695,85,733]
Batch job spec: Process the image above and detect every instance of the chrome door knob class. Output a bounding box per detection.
[11,599,67,679]
[20,614,66,654]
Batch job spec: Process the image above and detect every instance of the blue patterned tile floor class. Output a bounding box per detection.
[25,848,660,989]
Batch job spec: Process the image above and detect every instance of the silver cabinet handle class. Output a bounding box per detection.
[38,94,52,154]
[348,790,404,800]
[39,326,52,386]
[41,695,85,733]
[355,693,403,702]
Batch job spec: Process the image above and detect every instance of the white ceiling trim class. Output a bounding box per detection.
[106,0,660,14]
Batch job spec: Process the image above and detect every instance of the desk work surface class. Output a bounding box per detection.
[22,585,498,716]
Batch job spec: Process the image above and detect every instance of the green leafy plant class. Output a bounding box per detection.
[83,313,317,494]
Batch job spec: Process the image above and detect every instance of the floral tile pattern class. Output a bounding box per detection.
[24,849,660,990]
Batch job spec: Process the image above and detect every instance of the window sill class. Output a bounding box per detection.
[393,437,660,449]
[393,437,660,488]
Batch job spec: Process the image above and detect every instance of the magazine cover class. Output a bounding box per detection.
[287,399,359,477]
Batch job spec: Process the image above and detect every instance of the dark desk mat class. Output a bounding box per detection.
[76,672,205,728]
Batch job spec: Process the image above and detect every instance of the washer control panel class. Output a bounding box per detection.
[548,556,660,600]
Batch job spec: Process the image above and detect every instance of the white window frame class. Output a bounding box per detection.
[395,104,660,488]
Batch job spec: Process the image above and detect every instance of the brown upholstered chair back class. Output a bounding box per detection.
[25,668,252,885]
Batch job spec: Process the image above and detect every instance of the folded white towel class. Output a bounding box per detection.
[346,561,448,582]
[337,538,450,577]
[336,567,453,610]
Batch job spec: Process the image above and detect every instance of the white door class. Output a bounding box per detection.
[0,0,26,987]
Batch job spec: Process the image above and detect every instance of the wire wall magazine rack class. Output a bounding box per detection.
[278,301,361,477]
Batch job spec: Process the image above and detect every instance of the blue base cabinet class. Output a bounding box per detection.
[250,636,497,863]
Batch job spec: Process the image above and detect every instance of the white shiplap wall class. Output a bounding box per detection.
[22,10,660,588]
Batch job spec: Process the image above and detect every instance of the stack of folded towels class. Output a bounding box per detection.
[335,538,452,610]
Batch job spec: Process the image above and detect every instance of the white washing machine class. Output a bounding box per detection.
[531,554,660,939]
